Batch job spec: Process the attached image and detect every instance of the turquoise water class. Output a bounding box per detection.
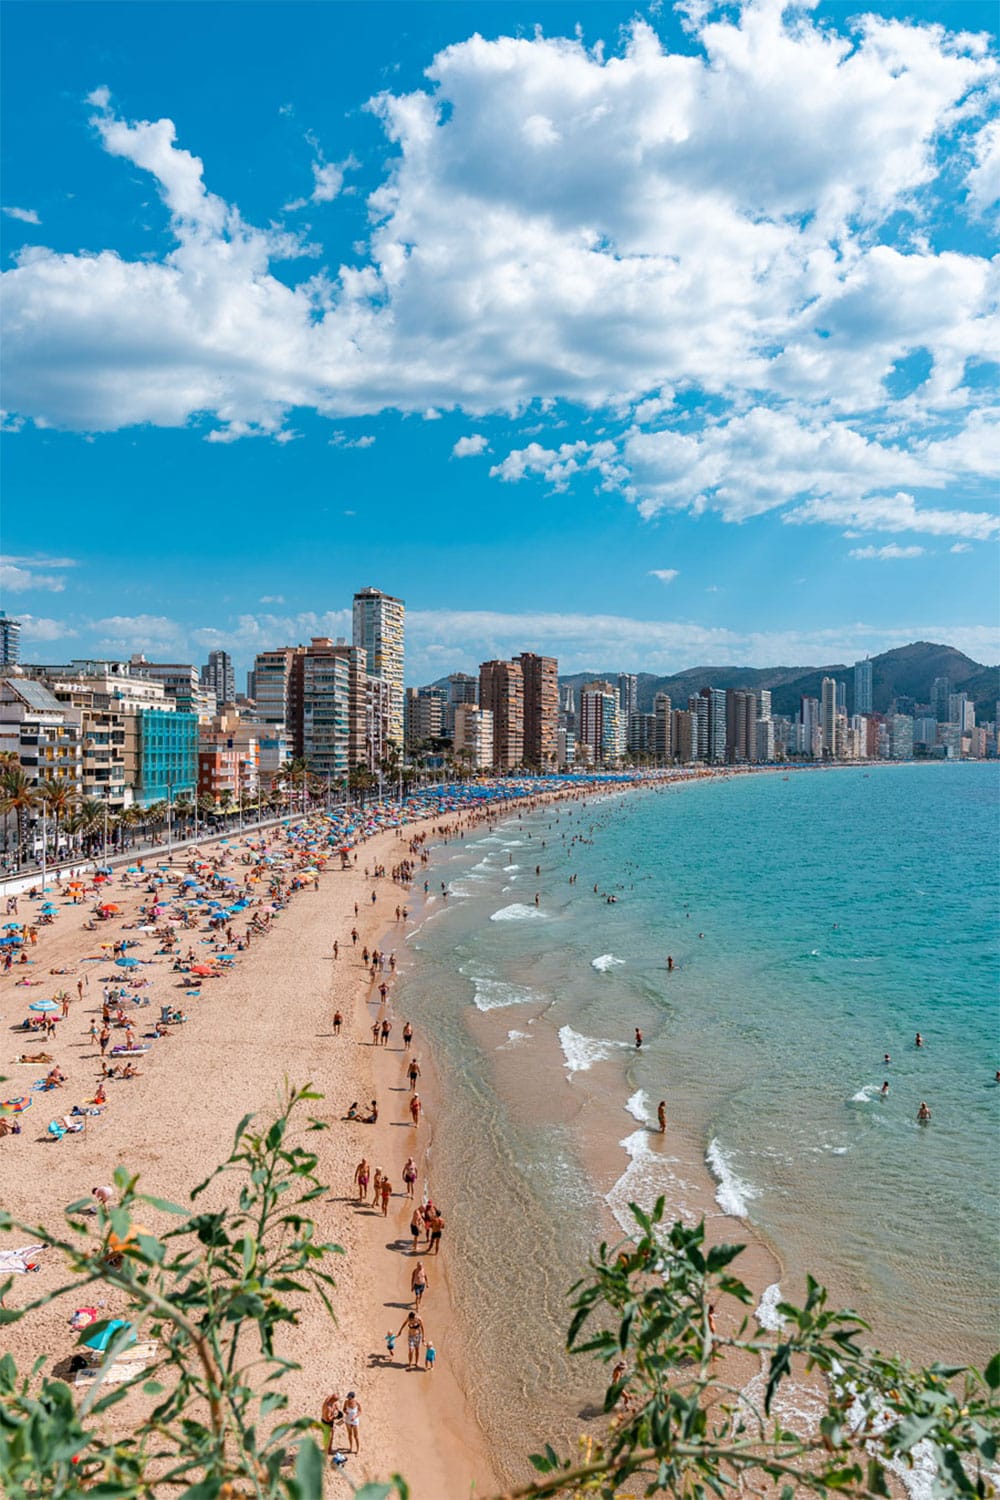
[399,764,999,1475]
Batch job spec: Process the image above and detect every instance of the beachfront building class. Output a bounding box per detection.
[0,677,84,793]
[889,714,914,761]
[404,686,446,750]
[479,659,524,770]
[854,657,873,715]
[699,686,727,764]
[517,652,559,770]
[932,676,952,721]
[627,711,657,760]
[289,639,352,782]
[0,612,21,667]
[202,649,236,712]
[133,658,213,722]
[453,703,494,770]
[618,673,638,723]
[579,680,623,766]
[726,689,758,764]
[820,677,838,759]
[45,681,129,809]
[135,707,198,806]
[443,673,478,737]
[672,708,696,764]
[253,648,300,729]
[756,717,776,762]
[353,587,405,748]
[653,693,672,763]
[197,716,260,807]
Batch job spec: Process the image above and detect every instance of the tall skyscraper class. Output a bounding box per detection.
[353,587,405,747]
[253,648,300,728]
[653,692,672,762]
[699,686,727,763]
[0,611,21,667]
[579,681,622,765]
[931,676,952,722]
[202,649,235,711]
[479,659,524,770]
[517,653,559,769]
[854,657,873,715]
[726,689,757,763]
[617,673,638,722]
[821,676,838,758]
[688,694,708,761]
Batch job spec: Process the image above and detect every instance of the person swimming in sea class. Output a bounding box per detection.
[915,1032,924,1048]
[880,1080,889,1096]
[917,1101,931,1122]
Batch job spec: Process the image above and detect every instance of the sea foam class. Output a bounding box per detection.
[756,1282,786,1331]
[558,1025,625,1075]
[592,953,625,972]
[472,977,537,1012]
[706,1137,758,1218]
[606,1130,693,1234]
[625,1089,652,1124]
[491,902,545,922]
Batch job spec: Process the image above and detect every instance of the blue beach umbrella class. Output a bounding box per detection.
[115,957,139,969]
[29,999,61,1013]
[82,1318,135,1353]
[41,903,58,912]
[4,922,24,930]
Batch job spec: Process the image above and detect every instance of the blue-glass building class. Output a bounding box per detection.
[137,708,198,805]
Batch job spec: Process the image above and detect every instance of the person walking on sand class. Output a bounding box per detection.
[427,1210,445,1255]
[410,1260,428,1306]
[332,1009,343,1035]
[407,1056,421,1090]
[402,1156,418,1197]
[353,1157,370,1202]
[342,1392,361,1453]
[409,1093,422,1126]
[402,1021,413,1049]
[657,1100,666,1133]
[410,1206,422,1253]
[332,939,339,960]
[380,1175,392,1215]
[397,1309,425,1370]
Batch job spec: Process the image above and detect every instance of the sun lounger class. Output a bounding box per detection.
[47,1119,80,1140]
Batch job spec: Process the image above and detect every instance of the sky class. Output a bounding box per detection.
[2,0,998,685]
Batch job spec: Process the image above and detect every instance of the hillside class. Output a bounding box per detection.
[558,642,997,719]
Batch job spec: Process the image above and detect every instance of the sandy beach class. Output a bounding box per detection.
[0,769,846,1496]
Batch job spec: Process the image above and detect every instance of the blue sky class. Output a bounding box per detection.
[2,0,998,684]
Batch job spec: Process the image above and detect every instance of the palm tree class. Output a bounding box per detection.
[0,768,37,865]
[37,776,77,863]
[77,798,107,857]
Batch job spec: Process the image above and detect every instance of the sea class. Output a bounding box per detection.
[395,762,1000,1482]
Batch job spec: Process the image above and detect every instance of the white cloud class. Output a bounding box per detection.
[950,542,972,553]
[259,594,285,604]
[18,615,78,642]
[649,568,679,583]
[2,206,40,225]
[0,8,995,539]
[0,558,70,592]
[93,614,185,649]
[328,430,375,448]
[452,434,488,458]
[785,491,999,541]
[849,544,925,559]
[966,116,1000,218]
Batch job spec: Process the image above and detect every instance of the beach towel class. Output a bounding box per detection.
[73,1341,159,1390]
[0,1244,44,1274]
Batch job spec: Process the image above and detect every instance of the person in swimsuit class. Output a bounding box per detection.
[321,1391,342,1455]
[402,1022,413,1049]
[379,1176,392,1215]
[410,1207,422,1252]
[657,1100,666,1133]
[410,1260,428,1307]
[332,1010,343,1035]
[353,1157,370,1202]
[407,1057,421,1090]
[428,1211,444,1255]
[915,1032,924,1048]
[917,1101,931,1122]
[635,1028,643,1050]
[342,1391,361,1452]
[402,1156,418,1197]
[409,1093,422,1126]
[397,1310,425,1370]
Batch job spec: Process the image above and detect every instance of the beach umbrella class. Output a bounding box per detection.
[99,904,121,914]
[93,874,108,883]
[2,1096,32,1112]
[115,957,139,968]
[40,903,58,913]
[81,1318,135,1353]
[4,922,24,930]
[189,964,216,977]
[97,866,113,874]
[29,999,61,1013]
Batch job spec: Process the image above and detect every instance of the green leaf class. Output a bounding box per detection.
[293,1435,323,1500]
[352,1487,395,1500]
[984,1351,1000,1389]
[138,1195,189,1217]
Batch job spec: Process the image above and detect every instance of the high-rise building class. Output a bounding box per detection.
[854,658,873,715]
[295,638,353,781]
[353,587,405,747]
[726,689,757,763]
[931,676,952,722]
[820,677,838,758]
[133,658,211,721]
[758,689,772,722]
[253,648,300,729]
[517,653,559,769]
[889,714,914,761]
[627,711,657,758]
[0,611,21,667]
[617,673,638,723]
[404,686,446,749]
[699,686,727,763]
[202,649,236,711]
[453,704,494,770]
[653,692,672,762]
[672,709,696,764]
[479,659,524,770]
[579,681,622,765]
[688,694,708,761]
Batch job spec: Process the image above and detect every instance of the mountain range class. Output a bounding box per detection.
[557,642,999,720]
